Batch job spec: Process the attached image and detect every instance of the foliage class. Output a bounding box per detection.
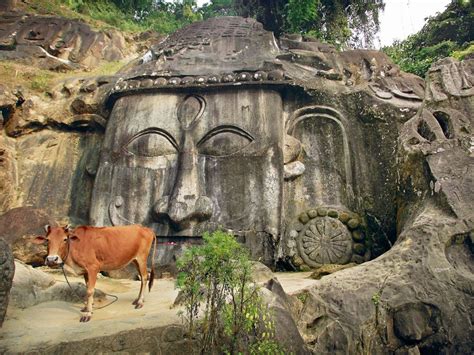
[232,0,384,48]
[286,0,318,34]
[22,0,203,34]
[26,0,385,48]
[409,0,473,48]
[384,38,458,78]
[176,230,283,354]
[383,0,473,78]
[200,0,236,19]
[451,43,474,60]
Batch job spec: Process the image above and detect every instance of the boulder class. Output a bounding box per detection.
[251,261,274,283]
[260,285,309,354]
[10,261,107,308]
[9,260,55,308]
[0,207,53,265]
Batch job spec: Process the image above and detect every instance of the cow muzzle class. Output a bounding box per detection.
[45,255,63,267]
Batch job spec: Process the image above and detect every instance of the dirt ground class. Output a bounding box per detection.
[0,272,316,353]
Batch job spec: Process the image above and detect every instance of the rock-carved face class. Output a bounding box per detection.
[90,88,283,237]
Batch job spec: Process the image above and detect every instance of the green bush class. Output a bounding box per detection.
[176,230,283,354]
[451,42,474,60]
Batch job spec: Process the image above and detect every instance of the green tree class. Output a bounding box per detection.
[383,0,473,77]
[232,0,385,48]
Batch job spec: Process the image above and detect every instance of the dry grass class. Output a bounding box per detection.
[0,60,125,94]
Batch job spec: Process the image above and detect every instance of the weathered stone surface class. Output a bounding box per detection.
[260,286,309,354]
[309,263,356,280]
[292,57,473,354]
[0,238,14,327]
[0,84,17,129]
[0,134,16,213]
[251,261,274,283]
[12,132,102,223]
[0,14,128,70]
[0,207,51,264]
[10,261,107,309]
[393,303,440,343]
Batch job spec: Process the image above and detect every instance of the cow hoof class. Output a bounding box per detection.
[132,299,138,306]
[134,302,144,309]
[80,311,92,322]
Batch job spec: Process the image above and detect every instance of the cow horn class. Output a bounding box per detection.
[44,225,51,233]
[64,224,71,233]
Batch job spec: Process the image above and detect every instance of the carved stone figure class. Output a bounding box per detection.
[85,17,426,268]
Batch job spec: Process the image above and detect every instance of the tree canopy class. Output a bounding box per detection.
[383,0,473,77]
[60,0,385,48]
[209,0,385,48]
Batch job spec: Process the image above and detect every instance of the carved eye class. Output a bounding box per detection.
[124,128,178,157]
[197,125,254,157]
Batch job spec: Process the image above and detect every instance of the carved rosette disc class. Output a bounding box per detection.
[297,217,352,267]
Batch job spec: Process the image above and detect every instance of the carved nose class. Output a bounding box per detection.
[154,195,213,230]
[154,133,213,230]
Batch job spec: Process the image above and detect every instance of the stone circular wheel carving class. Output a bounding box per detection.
[297,217,353,267]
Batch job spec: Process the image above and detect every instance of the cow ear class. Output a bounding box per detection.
[70,235,79,241]
[33,236,47,244]
[44,225,51,234]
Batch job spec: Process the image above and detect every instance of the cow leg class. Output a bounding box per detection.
[132,259,147,309]
[80,269,97,322]
[80,273,89,312]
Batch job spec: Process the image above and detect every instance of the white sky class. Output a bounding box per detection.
[191,0,451,47]
[377,0,450,47]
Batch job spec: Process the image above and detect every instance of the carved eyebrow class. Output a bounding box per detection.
[124,127,179,152]
[196,125,254,147]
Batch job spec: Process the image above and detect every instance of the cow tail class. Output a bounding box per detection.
[148,232,156,292]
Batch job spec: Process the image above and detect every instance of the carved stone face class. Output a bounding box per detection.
[90,88,283,237]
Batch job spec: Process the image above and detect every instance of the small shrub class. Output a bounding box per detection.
[176,230,284,354]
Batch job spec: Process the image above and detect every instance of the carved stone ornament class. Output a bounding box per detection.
[298,216,353,267]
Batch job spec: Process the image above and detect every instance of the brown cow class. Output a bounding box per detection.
[34,224,156,322]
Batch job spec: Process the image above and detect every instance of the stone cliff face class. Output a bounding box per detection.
[0,13,472,353]
[292,57,473,354]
